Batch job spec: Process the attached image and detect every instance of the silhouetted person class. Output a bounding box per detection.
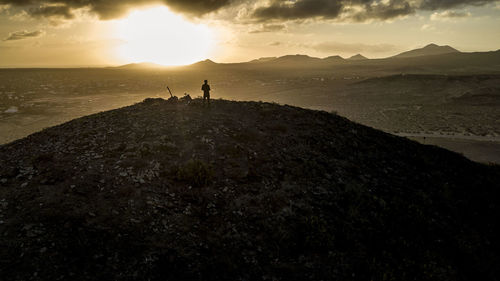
[202,80,210,105]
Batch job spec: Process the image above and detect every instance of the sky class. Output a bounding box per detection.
[0,0,499,67]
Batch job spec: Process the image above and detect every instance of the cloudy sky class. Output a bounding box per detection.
[0,0,499,66]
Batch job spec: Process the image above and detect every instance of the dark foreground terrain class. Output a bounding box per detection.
[0,98,499,280]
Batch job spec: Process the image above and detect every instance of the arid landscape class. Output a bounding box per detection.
[2,44,500,163]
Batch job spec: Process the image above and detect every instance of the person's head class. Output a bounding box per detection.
[204,80,208,84]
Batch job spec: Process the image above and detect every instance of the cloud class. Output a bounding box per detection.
[252,0,416,22]
[420,23,435,30]
[249,23,286,33]
[0,4,9,13]
[430,10,471,20]
[418,0,492,10]
[0,0,495,23]
[308,41,398,53]
[253,0,343,20]
[3,30,45,41]
[29,3,74,19]
[0,0,236,20]
[251,0,495,22]
[347,0,415,22]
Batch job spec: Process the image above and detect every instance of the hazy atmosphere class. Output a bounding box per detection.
[0,0,499,66]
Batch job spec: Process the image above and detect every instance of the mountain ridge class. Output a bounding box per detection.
[347,54,368,60]
[393,43,460,58]
[113,44,499,71]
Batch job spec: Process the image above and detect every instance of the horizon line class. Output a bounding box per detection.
[1,46,499,69]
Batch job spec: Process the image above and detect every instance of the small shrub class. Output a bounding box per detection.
[177,159,214,187]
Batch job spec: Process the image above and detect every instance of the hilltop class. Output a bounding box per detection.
[347,54,368,60]
[0,98,499,280]
[393,43,460,58]
[189,59,218,68]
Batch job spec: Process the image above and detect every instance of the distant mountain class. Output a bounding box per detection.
[255,54,323,68]
[348,54,368,60]
[393,43,460,58]
[190,59,218,67]
[114,62,166,69]
[249,57,277,63]
[323,55,345,63]
[120,45,498,74]
[273,54,322,64]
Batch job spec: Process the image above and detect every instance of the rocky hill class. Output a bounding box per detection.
[0,98,499,280]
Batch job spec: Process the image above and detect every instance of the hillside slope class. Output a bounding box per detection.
[0,98,499,280]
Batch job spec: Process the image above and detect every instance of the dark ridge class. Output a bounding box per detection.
[272,54,322,64]
[347,54,368,60]
[322,55,345,62]
[393,43,460,59]
[248,57,277,63]
[190,59,218,67]
[0,98,499,280]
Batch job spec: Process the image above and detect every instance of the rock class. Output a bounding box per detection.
[4,106,18,113]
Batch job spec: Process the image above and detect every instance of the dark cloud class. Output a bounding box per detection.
[166,0,233,15]
[4,30,44,41]
[29,4,74,19]
[249,23,286,33]
[0,0,235,20]
[0,0,494,22]
[419,0,491,10]
[252,0,494,21]
[253,0,343,20]
[349,0,415,22]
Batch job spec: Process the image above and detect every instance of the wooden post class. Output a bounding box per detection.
[167,86,173,98]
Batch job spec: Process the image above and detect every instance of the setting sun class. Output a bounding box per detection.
[114,6,215,66]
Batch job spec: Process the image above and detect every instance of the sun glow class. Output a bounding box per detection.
[114,6,215,66]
